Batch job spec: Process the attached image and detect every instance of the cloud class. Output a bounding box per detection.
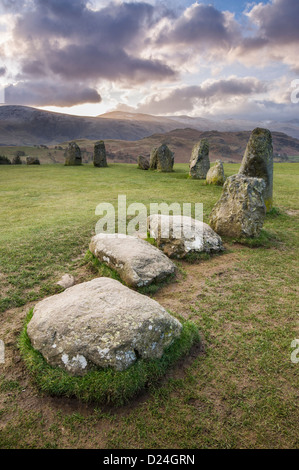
[5,80,102,107]
[14,0,175,84]
[137,77,267,114]
[155,3,241,49]
[0,67,6,77]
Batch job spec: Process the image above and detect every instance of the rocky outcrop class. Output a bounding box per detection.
[238,128,273,211]
[189,139,210,179]
[137,155,150,170]
[27,277,183,375]
[64,142,82,166]
[148,215,223,259]
[89,233,176,288]
[209,175,266,238]
[206,160,226,185]
[94,141,108,167]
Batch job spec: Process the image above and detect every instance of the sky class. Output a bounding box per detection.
[0,0,298,120]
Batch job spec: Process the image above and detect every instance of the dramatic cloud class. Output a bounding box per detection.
[137,78,267,114]
[5,81,102,107]
[156,3,240,49]
[1,0,298,119]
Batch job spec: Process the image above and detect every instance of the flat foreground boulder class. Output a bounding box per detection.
[238,128,273,211]
[148,215,223,259]
[209,175,266,238]
[89,234,176,287]
[27,277,182,375]
[206,160,226,185]
[189,139,210,179]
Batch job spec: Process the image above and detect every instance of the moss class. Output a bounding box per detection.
[18,310,200,406]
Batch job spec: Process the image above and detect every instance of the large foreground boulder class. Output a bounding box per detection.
[189,139,210,179]
[209,175,266,238]
[94,141,108,167]
[148,215,223,259]
[150,145,174,172]
[206,160,226,186]
[238,128,273,211]
[89,234,176,287]
[27,277,182,375]
[137,155,150,170]
[64,142,82,166]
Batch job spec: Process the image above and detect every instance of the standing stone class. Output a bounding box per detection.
[157,145,174,172]
[26,157,40,165]
[189,139,210,179]
[27,277,183,375]
[64,142,82,166]
[137,155,150,170]
[149,147,158,169]
[94,141,108,168]
[238,128,273,211]
[12,155,23,165]
[206,160,226,186]
[209,175,266,238]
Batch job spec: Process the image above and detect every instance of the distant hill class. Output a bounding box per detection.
[1,127,297,165]
[0,106,186,146]
[1,105,299,147]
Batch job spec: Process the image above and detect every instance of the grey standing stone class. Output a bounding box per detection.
[149,147,158,169]
[238,128,273,211]
[209,174,266,238]
[26,157,40,165]
[206,160,226,186]
[189,139,210,179]
[27,277,183,375]
[94,141,108,167]
[64,142,82,166]
[150,145,174,172]
[137,155,150,170]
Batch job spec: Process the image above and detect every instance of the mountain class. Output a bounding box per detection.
[0,106,186,146]
[1,105,299,150]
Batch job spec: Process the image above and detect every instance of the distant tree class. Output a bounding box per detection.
[14,150,25,158]
[0,155,11,165]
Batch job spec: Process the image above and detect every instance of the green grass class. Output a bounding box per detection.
[19,309,200,406]
[0,162,298,449]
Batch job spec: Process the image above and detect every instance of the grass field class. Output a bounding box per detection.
[0,162,298,449]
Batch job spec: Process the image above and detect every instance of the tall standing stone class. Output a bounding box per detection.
[150,145,174,172]
[209,175,266,238]
[149,147,158,169]
[94,140,108,168]
[238,128,273,211]
[64,142,82,166]
[189,139,210,179]
[157,145,174,172]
